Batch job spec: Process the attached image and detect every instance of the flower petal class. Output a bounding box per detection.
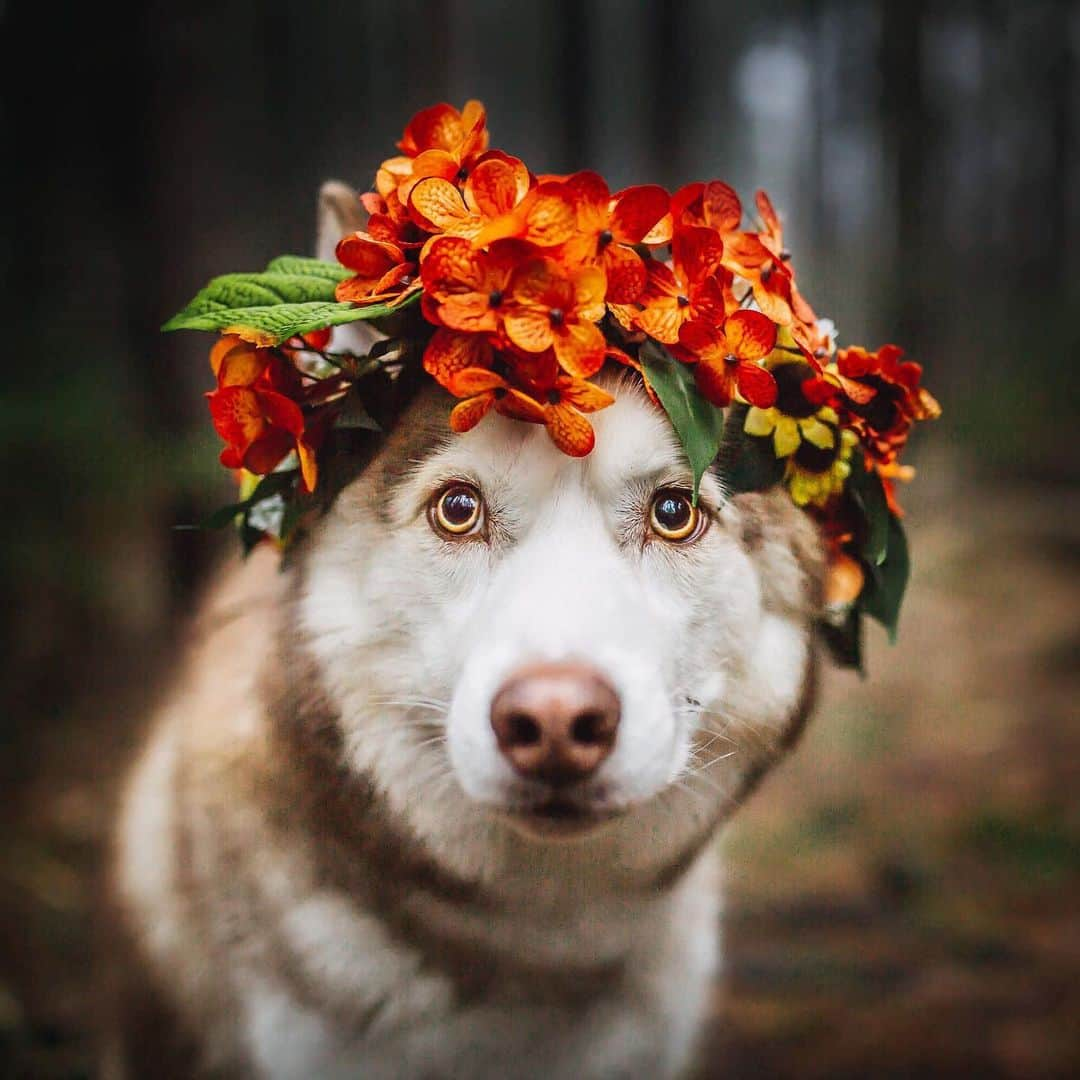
[734,361,778,408]
[421,235,485,293]
[677,318,721,360]
[672,226,725,285]
[702,181,743,232]
[559,378,615,413]
[773,417,801,457]
[553,321,606,379]
[447,366,507,396]
[335,232,403,276]
[755,189,781,238]
[725,309,777,361]
[422,328,493,387]
[496,388,547,424]
[409,177,469,232]
[601,243,647,303]
[296,438,318,494]
[399,102,463,156]
[243,429,294,476]
[571,263,608,321]
[258,390,305,438]
[545,404,595,457]
[693,355,736,407]
[744,406,776,438]
[520,184,577,247]
[503,307,553,353]
[208,386,265,451]
[216,343,268,388]
[563,170,610,232]
[449,393,494,432]
[466,155,530,218]
[210,334,247,377]
[640,212,674,246]
[635,299,685,344]
[753,273,794,325]
[610,184,670,243]
[800,417,836,450]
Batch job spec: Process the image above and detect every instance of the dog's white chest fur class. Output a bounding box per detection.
[231,861,721,1080]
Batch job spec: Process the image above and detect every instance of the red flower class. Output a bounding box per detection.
[534,371,615,457]
[613,227,729,343]
[678,310,778,408]
[422,328,494,390]
[334,232,415,305]
[836,344,941,463]
[445,364,614,458]
[408,153,531,242]
[445,367,547,433]
[206,336,322,492]
[378,100,489,203]
[559,171,670,302]
[501,257,608,378]
[420,236,527,334]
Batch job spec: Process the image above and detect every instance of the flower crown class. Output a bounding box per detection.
[164,99,940,670]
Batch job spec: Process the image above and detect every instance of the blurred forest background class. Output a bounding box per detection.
[1,0,1078,1076]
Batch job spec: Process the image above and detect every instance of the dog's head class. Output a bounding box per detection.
[287,187,825,864]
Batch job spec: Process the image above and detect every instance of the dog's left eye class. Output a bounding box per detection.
[431,483,484,537]
[649,489,703,542]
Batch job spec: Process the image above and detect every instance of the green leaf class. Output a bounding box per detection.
[167,272,343,319]
[720,404,786,493]
[862,513,910,643]
[263,256,350,282]
[181,470,298,532]
[818,604,865,674]
[639,338,725,500]
[161,291,420,345]
[847,453,890,566]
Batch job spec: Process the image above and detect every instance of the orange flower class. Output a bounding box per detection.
[360,192,425,250]
[420,236,526,333]
[422,327,494,390]
[534,371,615,456]
[614,227,728,343]
[334,232,415,304]
[206,336,321,491]
[445,364,614,458]
[836,344,941,463]
[678,310,778,408]
[445,367,547,433]
[559,171,671,302]
[378,100,489,203]
[409,154,532,243]
[501,257,608,378]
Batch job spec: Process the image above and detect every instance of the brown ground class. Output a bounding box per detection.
[2,463,1078,1078]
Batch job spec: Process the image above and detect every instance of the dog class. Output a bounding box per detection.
[102,182,826,1079]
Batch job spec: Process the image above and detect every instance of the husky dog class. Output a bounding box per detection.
[104,184,825,1079]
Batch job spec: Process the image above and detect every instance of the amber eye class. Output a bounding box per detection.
[649,489,702,542]
[431,483,483,536]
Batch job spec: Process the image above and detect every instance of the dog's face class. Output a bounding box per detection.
[297,372,824,858]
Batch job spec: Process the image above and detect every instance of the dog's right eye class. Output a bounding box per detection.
[430,483,484,537]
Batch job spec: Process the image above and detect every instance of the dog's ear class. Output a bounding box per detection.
[316,180,367,262]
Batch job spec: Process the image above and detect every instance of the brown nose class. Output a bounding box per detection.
[490,663,620,786]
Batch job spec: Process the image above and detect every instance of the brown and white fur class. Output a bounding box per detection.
[103,185,825,1079]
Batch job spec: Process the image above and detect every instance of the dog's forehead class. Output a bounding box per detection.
[374,374,692,507]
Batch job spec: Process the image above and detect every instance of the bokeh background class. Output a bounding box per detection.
[2,0,1078,1075]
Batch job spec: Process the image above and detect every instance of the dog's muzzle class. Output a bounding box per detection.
[489,662,620,788]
